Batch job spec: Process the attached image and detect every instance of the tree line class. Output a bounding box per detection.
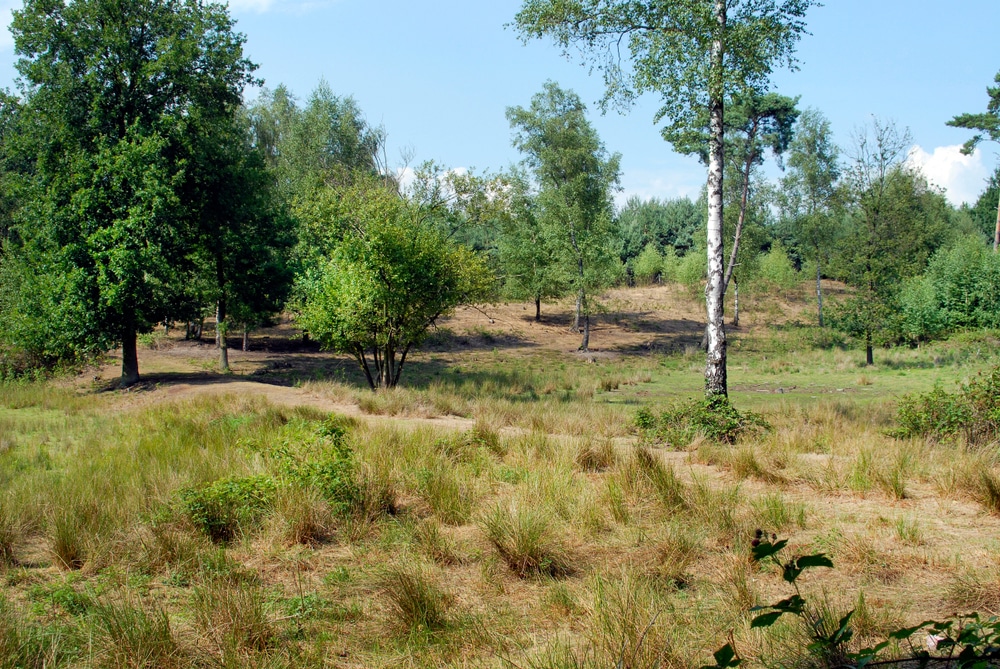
[1,0,998,397]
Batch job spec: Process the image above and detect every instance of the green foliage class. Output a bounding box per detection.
[894,366,1000,447]
[752,243,800,291]
[297,177,493,389]
[898,236,1000,342]
[705,534,1000,668]
[507,82,621,349]
[832,120,961,362]
[636,396,769,447]
[617,195,703,261]
[632,242,664,285]
[179,476,276,543]
[4,0,259,382]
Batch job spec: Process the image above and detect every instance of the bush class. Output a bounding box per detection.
[894,366,1000,447]
[752,242,800,291]
[179,476,276,543]
[632,243,664,285]
[636,396,769,447]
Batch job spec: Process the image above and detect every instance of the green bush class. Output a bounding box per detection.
[179,476,276,543]
[636,396,769,446]
[894,366,1000,447]
[675,249,705,291]
[752,242,799,291]
[898,236,1000,342]
[632,243,664,285]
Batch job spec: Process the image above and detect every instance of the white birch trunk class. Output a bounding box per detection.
[704,0,728,397]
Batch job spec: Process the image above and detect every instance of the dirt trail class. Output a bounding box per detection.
[155,379,477,432]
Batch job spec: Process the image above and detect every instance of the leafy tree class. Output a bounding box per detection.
[967,166,1000,243]
[186,111,295,371]
[633,242,665,284]
[832,120,955,364]
[496,171,571,320]
[297,179,493,390]
[779,108,842,326]
[514,0,816,396]
[507,82,621,351]
[4,0,257,384]
[948,69,1000,251]
[899,236,1000,342]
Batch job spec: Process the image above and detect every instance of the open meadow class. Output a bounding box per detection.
[2,283,1000,668]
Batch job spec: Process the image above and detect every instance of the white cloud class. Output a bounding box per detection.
[906,144,989,207]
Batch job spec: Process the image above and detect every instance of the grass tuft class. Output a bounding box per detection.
[481,501,572,578]
[382,565,451,632]
[91,597,180,669]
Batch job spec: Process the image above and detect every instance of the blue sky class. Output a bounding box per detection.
[1,0,998,206]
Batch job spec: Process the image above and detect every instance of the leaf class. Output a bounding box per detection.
[751,539,787,562]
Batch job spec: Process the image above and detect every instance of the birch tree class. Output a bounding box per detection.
[507,82,621,352]
[514,0,816,397]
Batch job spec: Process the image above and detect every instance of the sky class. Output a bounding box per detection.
[0,0,997,207]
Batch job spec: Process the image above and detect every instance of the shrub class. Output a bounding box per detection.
[752,242,800,291]
[636,395,769,447]
[633,243,664,285]
[894,366,1000,447]
[179,476,276,543]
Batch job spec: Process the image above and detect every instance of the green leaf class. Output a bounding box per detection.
[751,539,787,562]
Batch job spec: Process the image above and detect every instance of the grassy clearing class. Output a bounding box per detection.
[2,288,1000,667]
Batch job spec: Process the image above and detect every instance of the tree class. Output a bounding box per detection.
[507,82,621,351]
[617,195,703,264]
[514,0,816,396]
[948,70,1000,251]
[297,179,492,390]
[186,111,295,372]
[5,0,257,384]
[496,170,572,320]
[779,108,842,326]
[832,119,954,365]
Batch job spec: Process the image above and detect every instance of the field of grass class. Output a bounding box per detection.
[2,284,1000,668]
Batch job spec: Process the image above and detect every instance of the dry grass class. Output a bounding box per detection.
[3,289,1000,668]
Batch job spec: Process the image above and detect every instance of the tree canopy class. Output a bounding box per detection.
[3,0,258,384]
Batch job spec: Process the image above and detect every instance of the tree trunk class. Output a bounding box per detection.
[704,0,728,398]
[242,326,249,352]
[816,261,824,327]
[573,292,582,332]
[866,330,874,366]
[121,326,140,387]
[535,296,541,322]
[994,186,1000,253]
[580,294,590,351]
[732,278,740,327]
[216,299,229,373]
[722,129,757,297]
